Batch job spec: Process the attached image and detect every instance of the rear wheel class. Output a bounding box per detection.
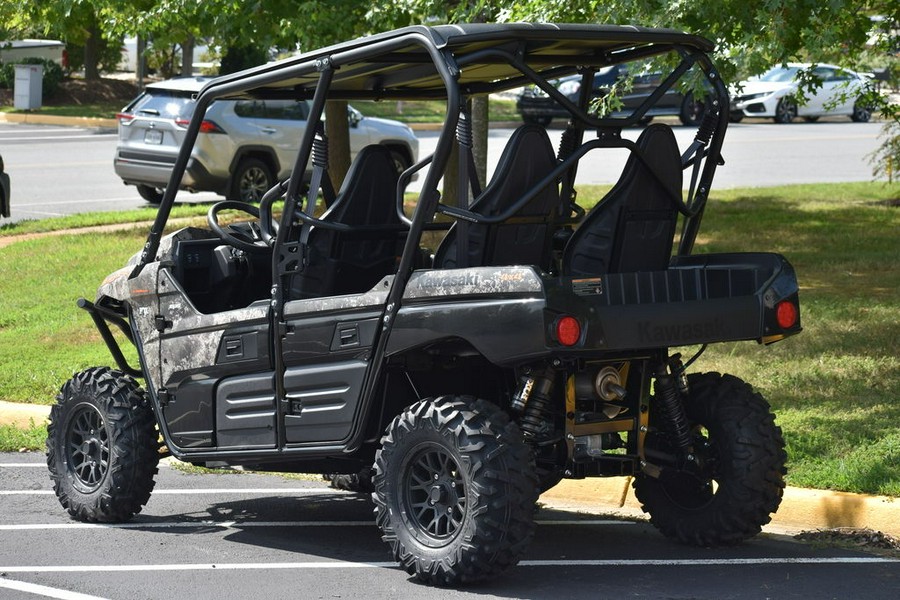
[633,372,786,546]
[851,102,872,123]
[136,184,164,205]
[373,395,538,585]
[46,367,159,522]
[679,93,707,126]
[229,157,273,203]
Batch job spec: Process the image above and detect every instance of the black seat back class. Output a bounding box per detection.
[292,145,401,299]
[433,124,560,270]
[563,123,682,276]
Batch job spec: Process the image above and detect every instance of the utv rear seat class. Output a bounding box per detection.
[433,124,561,270]
[563,123,682,276]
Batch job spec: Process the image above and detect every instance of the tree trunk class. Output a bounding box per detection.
[181,35,195,77]
[83,11,101,81]
[471,95,489,189]
[325,100,351,190]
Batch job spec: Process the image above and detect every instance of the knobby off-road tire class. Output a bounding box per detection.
[373,395,539,585]
[633,372,787,546]
[46,367,160,522]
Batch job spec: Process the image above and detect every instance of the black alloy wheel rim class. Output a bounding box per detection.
[65,404,109,492]
[240,168,269,202]
[403,443,467,545]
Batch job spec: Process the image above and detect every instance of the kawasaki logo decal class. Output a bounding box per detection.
[638,319,729,344]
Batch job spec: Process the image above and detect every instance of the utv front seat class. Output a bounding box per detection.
[292,144,402,299]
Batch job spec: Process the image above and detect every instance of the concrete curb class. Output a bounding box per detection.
[2,400,896,538]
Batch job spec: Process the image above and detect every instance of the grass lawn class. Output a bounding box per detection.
[0,182,897,495]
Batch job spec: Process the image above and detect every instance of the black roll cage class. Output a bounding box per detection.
[116,24,729,458]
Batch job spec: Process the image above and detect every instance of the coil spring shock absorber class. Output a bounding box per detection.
[654,356,695,459]
[312,127,329,169]
[512,367,557,442]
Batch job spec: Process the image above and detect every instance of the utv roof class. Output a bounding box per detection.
[201,23,715,101]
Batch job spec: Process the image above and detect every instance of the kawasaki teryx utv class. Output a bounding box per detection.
[47,24,801,585]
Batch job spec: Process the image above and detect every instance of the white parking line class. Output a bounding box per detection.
[0,579,108,600]
[0,463,47,467]
[0,557,894,574]
[0,519,628,531]
[0,488,336,495]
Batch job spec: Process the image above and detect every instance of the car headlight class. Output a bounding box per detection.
[734,92,769,103]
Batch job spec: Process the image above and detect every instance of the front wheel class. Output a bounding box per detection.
[774,99,797,123]
[46,367,159,522]
[373,396,538,585]
[633,372,786,546]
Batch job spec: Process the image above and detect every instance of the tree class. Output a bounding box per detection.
[500,0,898,178]
[5,0,119,80]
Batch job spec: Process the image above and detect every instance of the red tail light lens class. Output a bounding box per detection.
[116,112,135,126]
[776,300,798,329]
[555,316,582,347]
[174,118,226,134]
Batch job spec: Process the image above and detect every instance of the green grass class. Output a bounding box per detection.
[0,204,212,236]
[0,182,897,496]
[355,98,520,123]
[0,422,46,452]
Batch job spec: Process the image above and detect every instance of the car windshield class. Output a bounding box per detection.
[758,67,800,83]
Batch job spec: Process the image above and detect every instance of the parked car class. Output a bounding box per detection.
[729,63,873,123]
[516,64,708,126]
[0,153,9,218]
[114,77,419,204]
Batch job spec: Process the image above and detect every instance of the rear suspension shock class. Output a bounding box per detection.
[654,356,695,458]
[512,367,558,443]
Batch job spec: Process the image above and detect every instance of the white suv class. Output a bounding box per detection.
[114,77,419,204]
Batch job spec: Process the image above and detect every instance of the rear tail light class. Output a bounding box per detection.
[776,300,799,329]
[555,316,582,347]
[116,112,135,126]
[174,118,226,134]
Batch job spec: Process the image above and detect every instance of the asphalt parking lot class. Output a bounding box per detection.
[1,452,897,600]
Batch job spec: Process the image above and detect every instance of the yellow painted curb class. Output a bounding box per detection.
[540,477,900,537]
[0,401,50,429]
[0,112,116,128]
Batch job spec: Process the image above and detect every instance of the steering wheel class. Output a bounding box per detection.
[207,201,272,253]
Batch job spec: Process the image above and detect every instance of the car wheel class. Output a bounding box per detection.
[633,372,786,546]
[230,158,273,203]
[774,99,797,124]
[679,93,707,126]
[386,147,412,175]
[136,184,164,205]
[373,395,538,585]
[803,116,820,123]
[851,102,872,123]
[46,367,159,523]
[728,111,744,123]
